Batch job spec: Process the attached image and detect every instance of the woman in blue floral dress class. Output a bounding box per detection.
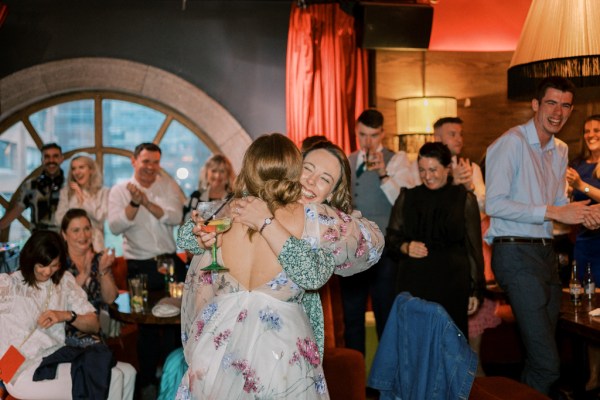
[176,135,383,399]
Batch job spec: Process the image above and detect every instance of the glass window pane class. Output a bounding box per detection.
[102,100,166,148]
[160,120,211,197]
[0,202,30,244]
[26,146,39,174]
[29,100,95,153]
[102,153,135,256]
[0,122,38,209]
[0,140,16,169]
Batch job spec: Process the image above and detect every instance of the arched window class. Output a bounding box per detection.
[0,92,213,252]
[0,58,251,255]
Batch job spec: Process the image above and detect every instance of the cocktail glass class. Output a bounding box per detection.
[196,200,232,272]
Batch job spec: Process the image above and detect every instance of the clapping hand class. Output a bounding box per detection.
[566,167,583,190]
[99,248,115,276]
[70,181,85,204]
[583,204,600,230]
[126,182,149,207]
[453,158,474,190]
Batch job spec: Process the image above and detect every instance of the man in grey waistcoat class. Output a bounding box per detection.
[342,109,418,354]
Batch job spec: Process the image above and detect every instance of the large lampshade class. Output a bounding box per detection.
[396,96,457,135]
[508,0,600,100]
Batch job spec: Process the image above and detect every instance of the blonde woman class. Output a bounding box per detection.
[182,154,236,222]
[55,155,109,252]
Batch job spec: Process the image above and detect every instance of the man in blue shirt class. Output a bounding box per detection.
[485,77,597,395]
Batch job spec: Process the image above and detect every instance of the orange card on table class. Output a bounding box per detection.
[0,345,25,383]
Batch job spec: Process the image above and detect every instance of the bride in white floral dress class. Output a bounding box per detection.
[176,135,382,399]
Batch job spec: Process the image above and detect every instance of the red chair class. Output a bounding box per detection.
[320,276,366,400]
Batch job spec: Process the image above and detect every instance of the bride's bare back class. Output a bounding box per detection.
[221,202,305,291]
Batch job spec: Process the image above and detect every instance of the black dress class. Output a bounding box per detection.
[386,183,484,336]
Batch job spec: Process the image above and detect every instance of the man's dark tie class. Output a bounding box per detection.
[356,161,366,178]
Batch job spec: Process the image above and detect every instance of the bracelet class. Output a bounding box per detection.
[129,200,140,208]
[379,174,389,180]
[259,217,273,234]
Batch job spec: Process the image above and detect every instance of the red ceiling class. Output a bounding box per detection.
[428,0,532,52]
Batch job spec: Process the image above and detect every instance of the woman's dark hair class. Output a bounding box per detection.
[60,208,92,235]
[19,230,67,288]
[418,142,452,167]
[302,140,352,213]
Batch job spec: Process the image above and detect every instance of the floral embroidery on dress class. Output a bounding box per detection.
[354,233,367,258]
[226,357,263,394]
[213,329,231,349]
[290,337,320,368]
[195,302,218,341]
[267,272,289,290]
[259,307,282,331]
[314,373,328,395]
[322,227,340,242]
[237,309,248,322]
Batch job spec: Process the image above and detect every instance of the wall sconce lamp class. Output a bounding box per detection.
[395,52,457,155]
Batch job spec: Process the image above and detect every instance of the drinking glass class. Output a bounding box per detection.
[138,274,148,311]
[196,199,232,272]
[128,277,144,313]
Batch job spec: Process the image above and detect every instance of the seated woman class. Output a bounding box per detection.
[55,154,110,252]
[60,208,137,399]
[0,231,132,399]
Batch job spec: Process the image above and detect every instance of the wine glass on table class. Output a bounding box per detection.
[196,199,232,272]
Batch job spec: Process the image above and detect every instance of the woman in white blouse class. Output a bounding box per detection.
[0,231,135,399]
[55,155,110,252]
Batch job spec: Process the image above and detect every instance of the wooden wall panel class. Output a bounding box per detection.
[375,50,600,164]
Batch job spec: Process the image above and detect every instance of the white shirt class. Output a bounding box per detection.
[55,186,110,252]
[381,151,421,204]
[0,271,95,380]
[108,173,184,259]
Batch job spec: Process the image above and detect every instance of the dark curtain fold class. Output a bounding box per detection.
[286,3,368,154]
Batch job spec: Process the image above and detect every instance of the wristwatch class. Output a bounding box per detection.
[259,217,273,234]
[584,186,590,193]
[67,311,78,324]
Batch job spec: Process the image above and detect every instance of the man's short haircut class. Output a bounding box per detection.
[535,76,576,102]
[133,142,162,158]
[433,117,463,130]
[357,109,384,129]
[41,142,62,154]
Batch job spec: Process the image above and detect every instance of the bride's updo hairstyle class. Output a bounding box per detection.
[234,133,303,213]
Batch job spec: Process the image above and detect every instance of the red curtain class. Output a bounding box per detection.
[286,3,368,154]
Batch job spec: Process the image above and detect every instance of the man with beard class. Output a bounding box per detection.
[0,143,65,232]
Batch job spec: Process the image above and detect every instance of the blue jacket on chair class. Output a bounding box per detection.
[368,292,477,400]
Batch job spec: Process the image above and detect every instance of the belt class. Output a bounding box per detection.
[493,237,553,246]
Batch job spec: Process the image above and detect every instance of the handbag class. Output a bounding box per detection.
[0,345,25,383]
